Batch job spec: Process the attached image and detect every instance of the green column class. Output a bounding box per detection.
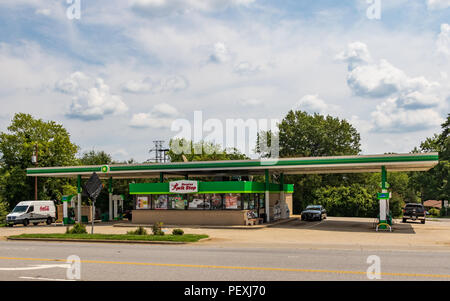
[160,172,164,183]
[265,169,270,223]
[77,175,81,193]
[108,177,113,193]
[77,175,82,222]
[381,166,387,190]
[108,177,113,221]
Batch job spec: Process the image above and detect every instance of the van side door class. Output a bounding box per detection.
[27,205,34,219]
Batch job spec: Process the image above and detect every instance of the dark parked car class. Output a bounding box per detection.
[301,205,327,221]
[122,209,132,221]
[402,203,427,224]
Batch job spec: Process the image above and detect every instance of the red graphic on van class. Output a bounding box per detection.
[40,206,49,211]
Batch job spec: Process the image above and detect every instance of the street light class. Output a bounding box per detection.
[32,144,38,200]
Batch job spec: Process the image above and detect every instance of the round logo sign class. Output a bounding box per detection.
[101,165,109,173]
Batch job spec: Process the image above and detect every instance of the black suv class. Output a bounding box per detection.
[402,203,427,224]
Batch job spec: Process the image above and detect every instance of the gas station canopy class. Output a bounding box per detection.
[26,153,439,179]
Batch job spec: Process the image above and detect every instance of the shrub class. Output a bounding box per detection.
[428,208,440,217]
[66,223,87,234]
[127,226,148,235]
[172,228,184,236]
[152,222,164,236]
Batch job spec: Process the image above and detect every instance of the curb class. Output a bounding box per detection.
[6,237,209,245]
[113,217,298,230]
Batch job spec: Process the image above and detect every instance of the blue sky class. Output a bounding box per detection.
[0,0,449,162]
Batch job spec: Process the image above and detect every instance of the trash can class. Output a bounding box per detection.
[81,215,88,223]
[101,213,109,222]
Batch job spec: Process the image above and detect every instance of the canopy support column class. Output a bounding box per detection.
[280,173,287,219]
[77,175,81,223]
[265,169,270,223]
[108,177,113,221]
[160,172,164,183]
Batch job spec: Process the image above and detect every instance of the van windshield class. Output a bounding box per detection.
[12,205,28,213]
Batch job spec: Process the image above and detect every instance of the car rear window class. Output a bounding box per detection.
[405,204,424,212]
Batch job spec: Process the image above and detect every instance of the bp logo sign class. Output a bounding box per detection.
[101,165,110,173]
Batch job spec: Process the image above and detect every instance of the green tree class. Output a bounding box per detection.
[278,110,361,157]
[257,111,362,213]
[409,114,449,203]
[0,113,79,208]
[168,138,248,162]
[79,150,113,165]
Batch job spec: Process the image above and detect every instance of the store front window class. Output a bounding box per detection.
[224,193,241,209]
[135,193,263,211]
[168,194,186,210]
[153,195,168,209]
[209,194,223,210]
[189,194,210,210]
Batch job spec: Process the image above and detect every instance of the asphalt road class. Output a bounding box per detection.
[1,240,450,281]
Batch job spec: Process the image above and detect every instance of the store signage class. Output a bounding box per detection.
[169,180,198,193]
[377,193,390,199]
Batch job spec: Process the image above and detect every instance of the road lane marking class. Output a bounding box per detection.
[1,256,450,279]
[0,264,69,271]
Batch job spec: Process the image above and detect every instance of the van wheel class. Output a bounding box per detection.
[402,218,406,223]
[23,219,29,227]
[421,220,426,224]
[33,222,39,226]
[46,217,52,225]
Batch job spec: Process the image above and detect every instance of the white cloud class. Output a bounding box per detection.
[55,72,128,121]
[209,42,230,64]
[427,0,450,10]
[129,103,180,128]
[122,78,152,94]
[294,94,330,115]
[131,0,255,17]
[233,61,261,75]
[122,75,188,94]
[338,41,448,133]
[239,98,262,106]
[35,8,51,16]
[371,97,444,132]
[337,42,438,98]
[335,41,371,71]
[437,23,450,56]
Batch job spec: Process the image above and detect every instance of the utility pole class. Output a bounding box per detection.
[31,144,38,200]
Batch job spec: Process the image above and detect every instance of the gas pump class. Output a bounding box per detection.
[62,195,76,225]
[112,194,125,220]
[377,166,393,231]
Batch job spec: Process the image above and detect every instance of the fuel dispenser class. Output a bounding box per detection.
[62,194,76,225]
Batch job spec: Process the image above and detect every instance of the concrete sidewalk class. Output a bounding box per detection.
[112,217,298,230]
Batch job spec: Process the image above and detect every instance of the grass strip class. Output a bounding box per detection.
[9,233,208,242]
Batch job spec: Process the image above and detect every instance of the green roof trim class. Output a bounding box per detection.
[26,153,439,176]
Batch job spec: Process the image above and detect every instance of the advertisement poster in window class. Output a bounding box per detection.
[154,195,168,209]
[136,196,149,209]
[225,193,239,209]
[189,195,209,209]
[210,194,222,209]
[169,195,185,210]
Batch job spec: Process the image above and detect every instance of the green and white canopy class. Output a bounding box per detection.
[26,153,439,179]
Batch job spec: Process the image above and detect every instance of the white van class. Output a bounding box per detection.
[6,201,57,227]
